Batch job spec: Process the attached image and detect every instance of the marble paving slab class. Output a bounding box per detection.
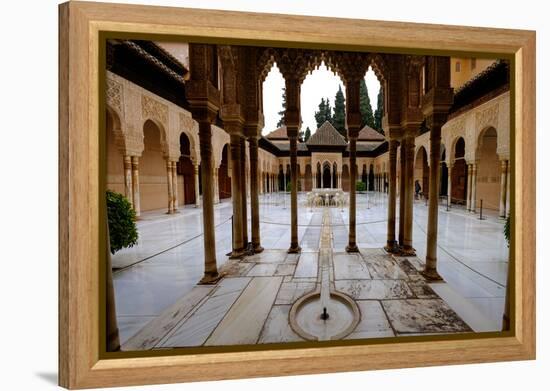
[258,305,304,344]
[335,279,414,300]
[294,253,318,278]
[333,253,372,280]
[275,281,317,305]
[362,254,408,280]
[406,278,439,299]
[123,285,214,350]
[247,263,279,277]
[381,299,472,334]
[245,250,288,263]
[275,263,297,276]
[344,301,395,340]
[219,259,254,277]
[158,278,250,347]
[205,277,283,346]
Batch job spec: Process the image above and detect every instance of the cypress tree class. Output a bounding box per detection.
[360,79,375,129]
[373,88,384,134]
[276,87,286,127]
[324,98,333,124]
[314,98,327,129]
[332,86,346,138]
[304,126,311,141]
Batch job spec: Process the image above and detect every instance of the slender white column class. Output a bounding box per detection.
[123,155,133,205]
[172,161,178,212]
[499,160,507,217]
[166,159,174,214]
[466,164,472,211]
[131,156,141,217]
[471,163,478,212]
[447,164,452,206]
[213,167,220,204]
[194,163,201,208]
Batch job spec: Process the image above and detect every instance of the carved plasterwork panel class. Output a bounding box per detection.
[142,95,168,128]
[107,79,122,113]
[475,103,499,132]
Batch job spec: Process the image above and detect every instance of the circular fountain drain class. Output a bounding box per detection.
[289,290,360,341]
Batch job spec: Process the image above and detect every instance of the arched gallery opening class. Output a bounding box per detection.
[476,127,500,211]
[361,164,368,187]
[322,162,331,188]
[332,162,338,188]
[368,164,374,191]
[415,146,429,198]
[305,164,313,191]
[141,119,168,211]
[178,132,196,205]
[440,146,448,197]
[218,143,231,199]
[451,137,468,205]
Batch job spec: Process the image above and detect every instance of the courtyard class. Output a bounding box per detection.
[112,192,507,349]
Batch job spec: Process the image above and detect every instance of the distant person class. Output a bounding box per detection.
[415,180,421,199]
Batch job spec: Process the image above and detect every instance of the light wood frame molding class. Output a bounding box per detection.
[59,1,536,389]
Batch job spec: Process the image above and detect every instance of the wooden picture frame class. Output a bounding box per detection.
[59,1,536,389]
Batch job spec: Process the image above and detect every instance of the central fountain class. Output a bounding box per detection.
[289,209,360,341]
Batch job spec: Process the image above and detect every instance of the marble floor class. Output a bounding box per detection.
[112,192,508,348]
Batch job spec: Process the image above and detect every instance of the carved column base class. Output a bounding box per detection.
[229,249,245,259]
[198,271,223,285]
[345,243,359,253]
[252,244,264,254]
[384,240,399,254]
[420,267,443,282]
[399,245,416,257]
[288,244,301,254]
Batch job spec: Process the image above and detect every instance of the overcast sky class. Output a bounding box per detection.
[261,62,381,135]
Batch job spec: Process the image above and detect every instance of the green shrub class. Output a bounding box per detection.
[504,214,510,247]
[107,190,138,254]
[356,181,366,191]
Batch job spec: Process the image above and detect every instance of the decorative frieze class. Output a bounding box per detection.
[107,79,122,112]
[142,95,168,126]
[475,103,499,131]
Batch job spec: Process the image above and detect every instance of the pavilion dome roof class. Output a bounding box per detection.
[357,124,385,141]
[265,126,288,140]
[306,121,347,146]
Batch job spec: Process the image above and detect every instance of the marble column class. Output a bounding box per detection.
[249,137,263,253]
[466,164,472,211]
[505,161,511,216]
[447,163,453,206]
[213,167,220,204]
[123,155,133,205]
[499,160,508,218]
[229,133,245,258]
[385,139,399,253]
[402,135,416,255]
[197,122,219,283]
[423,125,443,280]
[347,134,359,253]
[194,163,201,208]
[165,159,174,214]
[471,163,478,213]
[131,156,141,218]
[172,161,179,212]
[398,144,406,246]
[288,135,301,253]
[240,138,248,247]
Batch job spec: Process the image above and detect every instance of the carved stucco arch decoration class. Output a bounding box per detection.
[415,145,429,167]
[106,104,128,155]
[141,94,170,158]
[325,51,369,86]
[475,125,498,161]
[257,47,278,84]
[365,53,389,84]
[178,113,199,164]
[474,103,499,160]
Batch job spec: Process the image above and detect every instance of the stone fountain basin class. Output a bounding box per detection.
[289,290,361,341]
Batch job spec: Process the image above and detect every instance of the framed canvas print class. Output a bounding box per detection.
[58,1,536,389]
